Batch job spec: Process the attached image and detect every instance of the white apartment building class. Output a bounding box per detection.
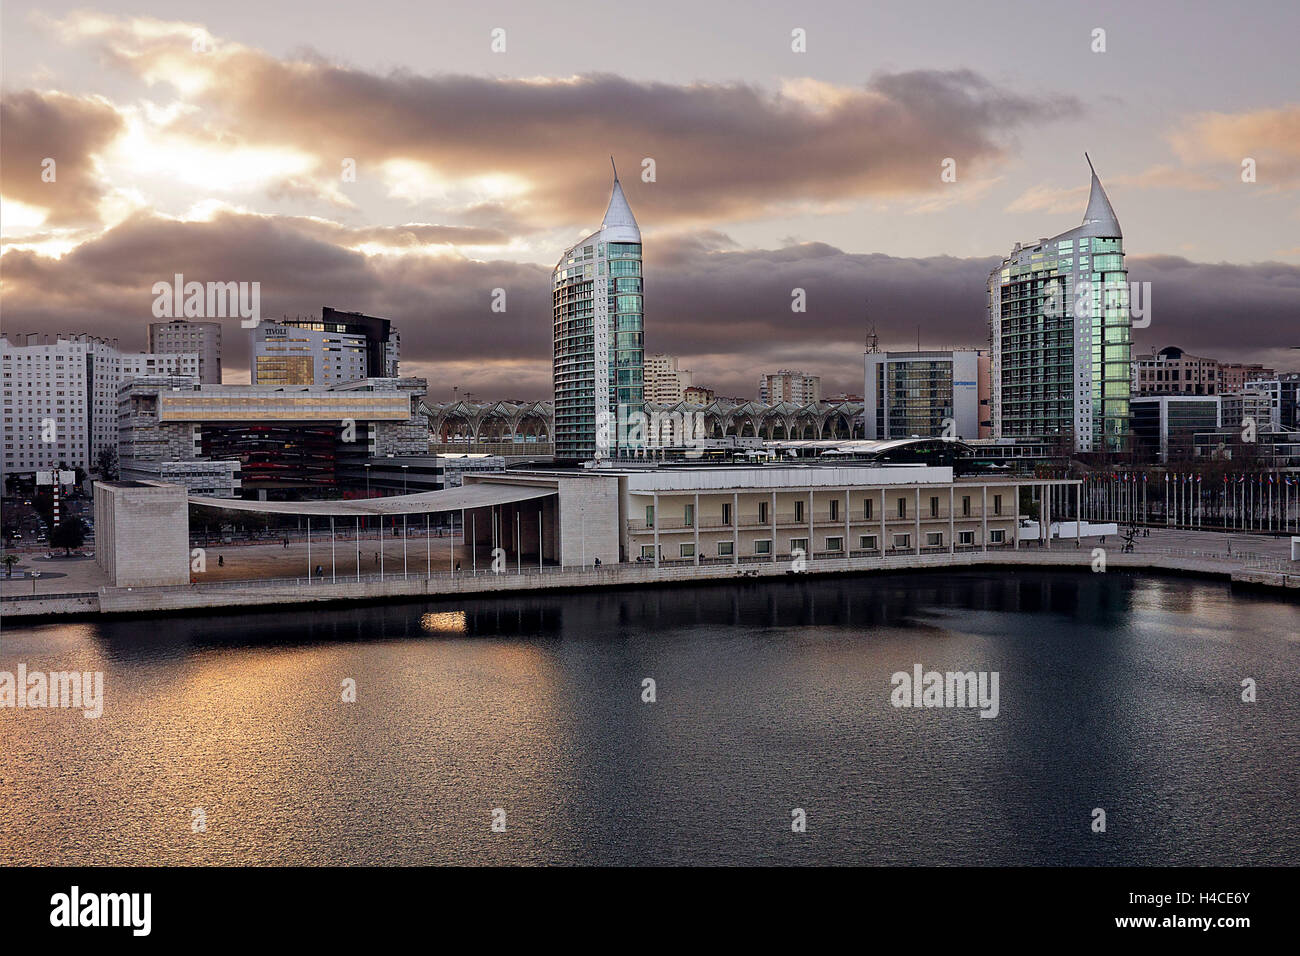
[148,319,223,384]
[1,334,198,479]
[644,353,694,405]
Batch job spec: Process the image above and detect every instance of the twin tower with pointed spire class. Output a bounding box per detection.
[988,158,1131,455]
[551,162,645,460]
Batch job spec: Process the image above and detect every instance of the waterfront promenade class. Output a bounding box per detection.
[2,528,1296,619]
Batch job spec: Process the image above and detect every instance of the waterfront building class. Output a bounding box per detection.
[2,334,199,480]
[552,167,644,460]
[251,308,399,385]
[1131,395,1221,463]
[864,349,989,440]
[759,370,821,405]
[148,319,223,384]
[91,460,1080,587]
[989,157,1131,452]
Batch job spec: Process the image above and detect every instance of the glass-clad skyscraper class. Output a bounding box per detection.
[989,157,1131,452]
[552,166,644,459]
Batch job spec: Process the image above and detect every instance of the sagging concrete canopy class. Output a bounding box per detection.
[188,482,556,516]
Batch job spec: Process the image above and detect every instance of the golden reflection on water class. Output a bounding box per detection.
[420,610,467,633]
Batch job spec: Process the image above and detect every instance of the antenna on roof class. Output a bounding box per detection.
[610,155,619,182]
[1085,151,1096,175]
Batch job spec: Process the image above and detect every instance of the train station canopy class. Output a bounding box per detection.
[188,482,556,517]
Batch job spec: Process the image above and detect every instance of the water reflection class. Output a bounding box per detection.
[1,570,1295,866]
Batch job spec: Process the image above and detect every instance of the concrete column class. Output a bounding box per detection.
[843,487,850,555]
[1076,483,1082,547]
[769,490,776,564]
[653,491,660,569]
[1043,485,1051,551]
[694,492,700,566]
[733,492,739,566]
[982,485,988,552]
[306,517,311,582]
[914,486,920,554]
[949,485,955,554]
[1013,484,1020,550]
[880,487,886,555]
[807,488,814,560]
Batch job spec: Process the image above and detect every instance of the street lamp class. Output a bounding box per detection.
[30,568,40,595]
[364,463,371,499]
[401,464,409,496]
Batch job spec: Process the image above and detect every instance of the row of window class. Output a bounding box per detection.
[641,529,1009,559]
[644,494,1006,526]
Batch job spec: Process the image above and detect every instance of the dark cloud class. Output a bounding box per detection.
[76,15,1081,226]
[3,214,1296,399]
[0,90,124,225]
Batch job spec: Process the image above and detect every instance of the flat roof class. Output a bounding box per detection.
[188,482,555,517]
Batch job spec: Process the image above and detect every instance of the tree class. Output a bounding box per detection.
[95,445,119,480]
[2,554,17,578]
[50,517,88,555]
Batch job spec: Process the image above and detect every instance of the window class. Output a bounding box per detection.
[721,502,732,526]
[859,534,878,550]
[893,533,911,549]
[754,539,771,555]
[990,529,1005,543]
[958,531,975,545]
[993,494,1003,516]
[718,541,734,556]
[794,500,804,522]
[679,543,695,558]
[790,537,808,553]
[829,499,839,521]
[926,532,943,547]
[646,504,655,526]
[962,496,971,517]
[930,496,939,518]
[684,503,694,527]
[863,498,873,520]
[825,536,843,552]
[897,498,907,519]
[759,500,768,523]
[641,545,655,559]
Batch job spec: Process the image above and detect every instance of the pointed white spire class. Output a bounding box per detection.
[1081,153,1121,236]
[601,158,640,237]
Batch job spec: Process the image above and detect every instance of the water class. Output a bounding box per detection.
[2,570,1296,866]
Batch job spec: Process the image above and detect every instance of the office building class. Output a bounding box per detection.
[1130,395,1221,463]
[864,349,989,440]
[117,376,427,496]
[252,308,399,385]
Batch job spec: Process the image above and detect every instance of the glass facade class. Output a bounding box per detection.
[989,166,1131,452]
[552,178,644,459]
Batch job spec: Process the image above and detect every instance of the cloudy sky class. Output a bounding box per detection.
[2,0,1298,399]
